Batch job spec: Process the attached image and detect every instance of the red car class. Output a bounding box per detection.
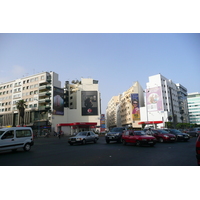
[151,129,176,143]
[122,130,157,147]
[196,135,200,166]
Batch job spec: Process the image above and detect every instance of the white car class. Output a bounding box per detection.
[68,131,99,145]
[0,127,34,152]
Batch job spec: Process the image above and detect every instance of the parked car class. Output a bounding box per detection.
[186,128,200,137]
[196,134,200,165]
[0,127,34,152]
[68,131,99,145]
[105,127,126,143]
[167,129,190,141]
[151,129,176,143]
[121,130,157,147]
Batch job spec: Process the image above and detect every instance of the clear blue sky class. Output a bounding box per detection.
[0,33,200,113]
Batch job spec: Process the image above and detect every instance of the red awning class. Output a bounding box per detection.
[57,122,97,127]
[138,121,163,125]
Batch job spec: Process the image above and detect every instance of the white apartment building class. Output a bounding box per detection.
[140,74,189,128]
[106,81,144,129]
[0,73,101,135]
[106,95,121,129]
[187,92,200,125]
[0,71,60,130]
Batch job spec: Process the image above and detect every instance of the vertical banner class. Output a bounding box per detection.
[131,93,140,121]
[100,114,106,133]
[81,91,98,115]
[146,86,163,112]
[53,87,64,115]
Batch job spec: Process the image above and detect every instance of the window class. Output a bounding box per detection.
[16,130,32,137]
[2,131,14,139]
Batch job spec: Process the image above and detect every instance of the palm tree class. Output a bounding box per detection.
[16,99,27,127]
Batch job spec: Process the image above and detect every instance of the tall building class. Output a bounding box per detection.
[140,74,189,128]
[106,95,121,129]
[176,83,189,123]
[0,73,101,135]
[187,92,200,125]
[106,81,144,129]
[0,71,61,131]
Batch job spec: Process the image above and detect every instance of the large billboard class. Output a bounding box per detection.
[146,86,163,112]
[81,91,98,116]
[131,93,140,121]
[53,87,64,115]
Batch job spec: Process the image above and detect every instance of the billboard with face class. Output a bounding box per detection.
[146,86,163,112]
[131,93,140,121]
[81,91,98,115]
[53,87,64,115]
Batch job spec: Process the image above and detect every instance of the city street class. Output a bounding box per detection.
[0,135,198,166]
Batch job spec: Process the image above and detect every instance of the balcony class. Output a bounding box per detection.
[39,85,51,91]
[38,98,51,104]
[39,91,51,97]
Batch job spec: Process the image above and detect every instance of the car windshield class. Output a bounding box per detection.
[158,130,169,134]
[134,131,146,136]
[76,132,87,136]
[111,127,124,132]
[0,131,5,136]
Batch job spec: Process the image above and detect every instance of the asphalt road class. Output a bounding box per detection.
[0,135,198,166]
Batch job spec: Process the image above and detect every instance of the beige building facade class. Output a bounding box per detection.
[106,81,144,129]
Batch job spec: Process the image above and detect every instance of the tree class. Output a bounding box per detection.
[168,116,172,122]
[16,99,27,127]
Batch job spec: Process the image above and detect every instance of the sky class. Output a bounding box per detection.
[0,33,200,114]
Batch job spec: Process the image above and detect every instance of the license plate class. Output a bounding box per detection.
[185,137,188,138]
[109,137,113,139]
[171,138,175,140]
[148,141,153,143]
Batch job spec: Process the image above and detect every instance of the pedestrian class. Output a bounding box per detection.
[146,128,153,135]
[58,130,61,139]
[54,131,57,137]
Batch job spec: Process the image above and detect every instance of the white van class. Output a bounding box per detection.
[0,127,34,152]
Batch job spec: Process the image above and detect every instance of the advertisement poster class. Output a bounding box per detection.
[131,93,140,121]
[81,91,98,116]
[146,86,163,112]
[53,87,64,115]
[100,114,106,132]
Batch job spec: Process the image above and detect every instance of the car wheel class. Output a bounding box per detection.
[12,149,17,152]
[94,138,97,143]
[136,141,141,146]
[122,140,126,145]
[106,139,110,144]
[23,143,31,152]
[159,138,164,143]
[82,139,86,145]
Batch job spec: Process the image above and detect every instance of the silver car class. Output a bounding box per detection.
[68,131,99,145]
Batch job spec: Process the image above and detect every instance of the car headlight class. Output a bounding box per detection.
[178,135,183,137]
[105,133,107,136]
[115,133,120,136]
[76,138,83,141]
[164,135,169,138]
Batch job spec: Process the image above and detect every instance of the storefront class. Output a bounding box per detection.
[57,122,97,136]
[138,121,163,129]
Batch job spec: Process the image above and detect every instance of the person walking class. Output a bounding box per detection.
[58,130,61,139]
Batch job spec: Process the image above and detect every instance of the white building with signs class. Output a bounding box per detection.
[140,74,189,128]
